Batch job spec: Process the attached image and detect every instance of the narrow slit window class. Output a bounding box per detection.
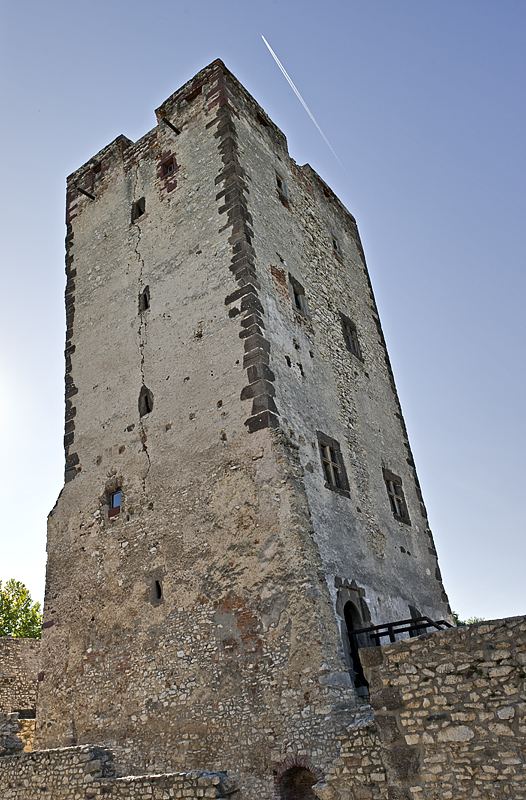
[131,197,146,223]
[108,490,121,519]
[139,286,150,313]
[138,385,154,417]
[150,578,164,606]
[275,169,290,207]
[331,233,342,258]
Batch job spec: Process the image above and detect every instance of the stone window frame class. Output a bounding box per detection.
[160,155,176,178]
[316,431,350,498]
[288,274,309,318]
[108,489,122,520]
[340,312,363,360]
[383,467,411,525]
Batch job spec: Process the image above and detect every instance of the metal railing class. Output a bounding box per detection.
[350,616,453,649]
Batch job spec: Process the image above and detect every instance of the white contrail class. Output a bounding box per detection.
[261,35,347,174]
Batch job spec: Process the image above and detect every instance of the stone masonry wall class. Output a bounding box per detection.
[2,618,525,798]
[0,637,40,752]
[36,61,359,788]
[0,744,238,799]
[360,615,526,799]
[0,637,40,713]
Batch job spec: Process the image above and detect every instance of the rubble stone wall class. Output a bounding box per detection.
[1,619,525,798]
[360,615,526,799]
[0,637,40,713]
[0,744,237,799]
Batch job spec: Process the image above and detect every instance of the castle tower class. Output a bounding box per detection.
[37,60,451,793]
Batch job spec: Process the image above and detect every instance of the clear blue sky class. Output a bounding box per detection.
[1,0,524,621]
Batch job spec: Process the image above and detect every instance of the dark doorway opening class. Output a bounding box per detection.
[279,767,318,800]
[344,601,369,696]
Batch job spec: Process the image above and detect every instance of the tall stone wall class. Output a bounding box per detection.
[36,61,449,779]
[360,615,526,799]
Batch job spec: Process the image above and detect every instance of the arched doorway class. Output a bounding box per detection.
[279,766,318,800]
[344,600,369,695]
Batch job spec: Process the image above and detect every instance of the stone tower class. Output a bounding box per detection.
[37,60,451,794]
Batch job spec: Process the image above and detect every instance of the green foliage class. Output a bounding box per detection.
[0,579,42,639]
[452,610,485,627]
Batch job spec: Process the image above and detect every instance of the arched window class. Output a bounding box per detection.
[279,766,317,800]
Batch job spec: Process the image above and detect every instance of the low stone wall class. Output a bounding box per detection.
[0,744,238,799]
[0,637,40,714]
[360,615,526,799]
[1,619,525,798]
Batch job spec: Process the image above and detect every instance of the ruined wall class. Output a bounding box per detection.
[0,637,40,713]
[3,618,525,798]
[0,744,238,799]
[0,637,39,751]
[360,615,526,799]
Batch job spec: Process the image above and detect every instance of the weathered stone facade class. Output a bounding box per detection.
[1,617,525,797]
[0,744,238,799]
[361,615,526,798]
[37,61,451,782]
[8,59,522,798]
[0,637,39,715]
[0,637,40,752]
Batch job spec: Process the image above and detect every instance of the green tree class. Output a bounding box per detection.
[0,579,42,638]
[452,610,485,627]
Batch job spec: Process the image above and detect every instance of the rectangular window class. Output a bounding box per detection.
[383,469,411,525]
[289,274,309,317]
[108,490,122,519]
[317,431,350,497]
[340,313,362,359]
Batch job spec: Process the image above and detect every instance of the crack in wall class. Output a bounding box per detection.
[131,166,152,493]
